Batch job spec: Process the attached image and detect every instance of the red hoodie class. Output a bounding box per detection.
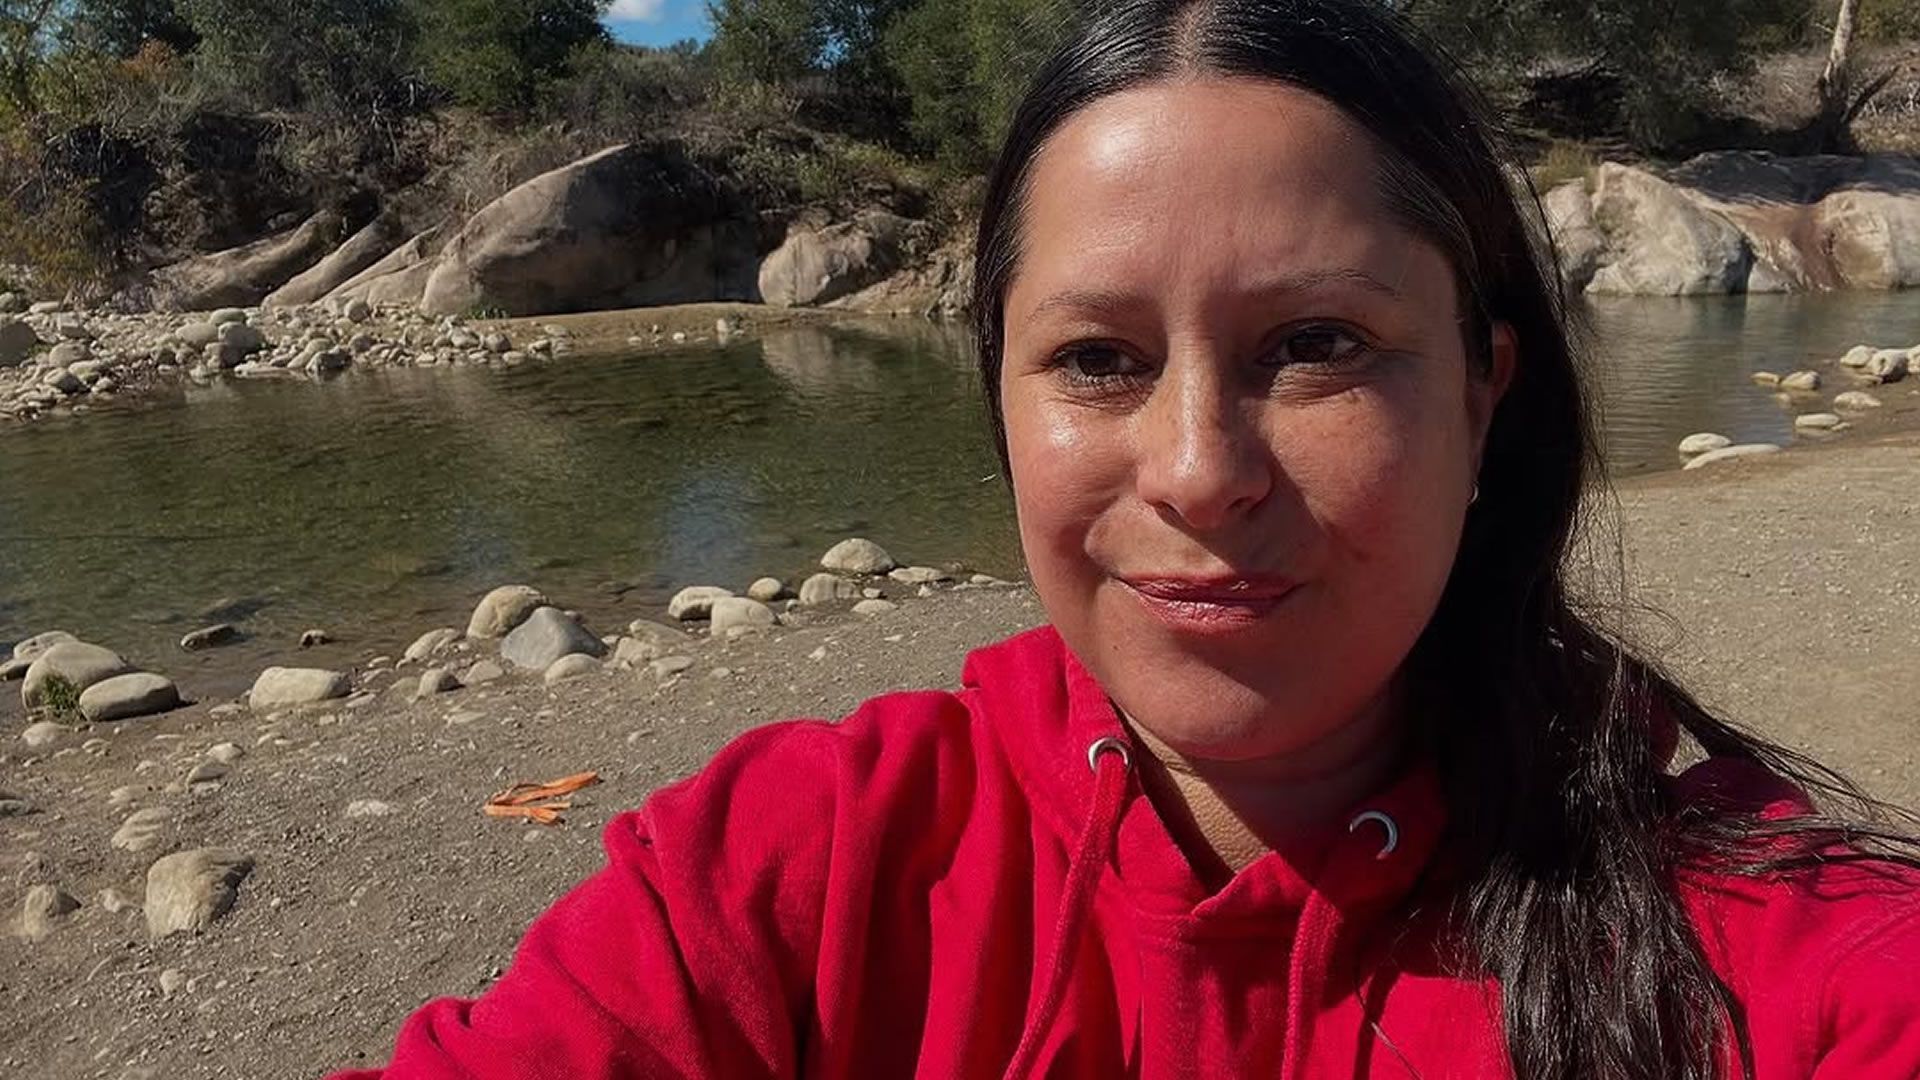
[336,627,1920,1078]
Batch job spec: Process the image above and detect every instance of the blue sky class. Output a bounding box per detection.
[604,0,714,48]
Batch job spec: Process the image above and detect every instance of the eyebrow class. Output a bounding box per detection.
[1029,267,1404,318]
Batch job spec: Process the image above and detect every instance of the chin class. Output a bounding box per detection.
[1101,650,1362,763]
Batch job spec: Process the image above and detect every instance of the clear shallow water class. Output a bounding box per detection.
[2,295,1918,696]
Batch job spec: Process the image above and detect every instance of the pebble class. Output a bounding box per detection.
[97,887,137,914]
[207,742,245,764]
[299,628,333,647]
[853,599,900,616]
[159,968,187,996]
[179,623,241,651]
[1749,371,1782,387]
[184,761,229,785]
[344,799,396,819]
[649,655,696,680]
[888,565,951,585]
[1794,412,1844,431]
[21,721,70,749]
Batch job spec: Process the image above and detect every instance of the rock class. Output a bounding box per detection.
[1586,164,1750,296]
[709,597,777,637]
[758,211,917,307]
[79,673,182,722]
[853,599,900,616]
[1815,185,1920,289]
[12,630,76,663]
[21,642,136,711]
[344,298,373,323]
[648,655,696,680]
[43,366,84,395]
[798,572,862,606]
[299,628,332,648]
[248,666,350,709]
[265,215,408,308]
[420,144,745,317]
[1750,371,1781,387]
[152,210,345,311]
[144,849,253,938]
[415,667,461,698]
[47,340,88,366]
[0,794,31,817]
[344,798,395,818]
[207,742,245,764]
[175,321,219,348]
[821,538,897,575]
[746,577,785,602]
[112,807,176,853]
[1682,443,1784,471]
[52,315,90,340]
[466,585,548,638]
[1780,370,1822,392]
[0,316,38,367]
[668,586,734,621]
[27,299,61,314]
[1834,390,1883,410]
[500,607,607,671]
[1864,349,1909,383]
[0,657,27,681]
[97,887,136,914]
[402,628,458,663]
[216,321,266,354]
[1794,412,1844,431]
[184,761,228,785]
[543,653,602,683]
[1542,181,1606,291]
[180,624,241,651]
[21,721,69,749]
[1840,345,1876,368]
[1677,433,1732,455]
[462,659,506,685]
[324,226,446,309]
[16,884,80,942]
[888,565,951,586]
[159,968,186,996]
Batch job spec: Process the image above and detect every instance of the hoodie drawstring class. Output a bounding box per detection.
[1278,886,1344,1080]
[1001,737,1132,1080]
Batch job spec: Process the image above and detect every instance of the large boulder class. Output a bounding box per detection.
[21,642,136,711]
[248,666,350,709]
[322,225,446,309]
[419,144,750,317]
[1818,187,1920,290]
[1541,182,1606,292]
[467,585,547,639]
[758,211,916,308]
[263,214,408,308]
[0,317,38,368]
[78,673,181,722]
[151,210,345,312]
[499,607,606,671]
[1587,164,1751,296]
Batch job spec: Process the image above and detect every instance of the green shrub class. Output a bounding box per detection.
[37,674,83,722]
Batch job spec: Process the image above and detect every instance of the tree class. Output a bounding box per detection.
[63,0,199,57]
[176,0,416,112]
[707,0,823,84]
[408,0,609,113]
[0,0,62,117]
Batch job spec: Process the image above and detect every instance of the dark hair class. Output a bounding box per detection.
[968,3,1919,1078]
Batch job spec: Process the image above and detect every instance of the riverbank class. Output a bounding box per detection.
[3,432,1919,1077]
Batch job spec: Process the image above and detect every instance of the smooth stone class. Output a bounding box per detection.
[207,742,244,764]
[667,586,734,621]
[821,538,897,575]
[1834,390,1883,410]
[209,307,248,326]
[1677,433,1732,455]
[798,572,861,606]
[500,607,607,671]
[403,627,460,662]
[97,887,137,914]
[17,884,80,941]
[853,599,900,616]
[21,642,136,711]
[543,653,603,684]
[1682,444,1784,471]
[184,761,229,785]
[248,666,350,709]
[159,968,186,996]
[1839,344,1875,368]
[1794,412,1844,431]
[216,321,265,353]
[466,585,547,638]
[415,667,461,698]
[144,848,253,938]
[888,565,951,585]
[462,659,505,685]
[1865,349,1909,382]
[746,577,786,602]
[1780,370,1821,392]
[79,673,181,722]
[709,597,777,637]
[648,655,696,679]
[344,298,373,323]
[0,656,28,681]
[112,807,176,853]
[179,623,241,651]
[21,720,69,748]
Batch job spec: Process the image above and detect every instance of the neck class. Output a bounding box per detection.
[1124,685,1408,888]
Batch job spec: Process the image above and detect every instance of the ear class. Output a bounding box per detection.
[1467,321,1517,467]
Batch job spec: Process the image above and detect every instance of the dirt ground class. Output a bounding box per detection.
[3,434,1919,1079]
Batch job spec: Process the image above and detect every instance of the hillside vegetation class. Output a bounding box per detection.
[1,0,1916,299]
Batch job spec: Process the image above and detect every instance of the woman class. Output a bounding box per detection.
[338,2,1920,1077]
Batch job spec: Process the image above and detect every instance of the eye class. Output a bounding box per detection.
[1265,324,1371,367]
[1050,342,1150,384]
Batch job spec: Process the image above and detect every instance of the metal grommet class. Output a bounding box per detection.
[1086,736,1132,774]
[1348,810,1399,860]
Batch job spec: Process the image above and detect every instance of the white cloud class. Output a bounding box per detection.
[607,0,667,20]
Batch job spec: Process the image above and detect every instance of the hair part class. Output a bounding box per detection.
[969,3,1919,1079]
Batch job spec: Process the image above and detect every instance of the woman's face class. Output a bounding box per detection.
[1001,78,1512,763]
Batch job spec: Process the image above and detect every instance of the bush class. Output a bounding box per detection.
[409,0,607,114]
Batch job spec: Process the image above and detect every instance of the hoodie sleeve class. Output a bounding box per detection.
[1810,896,1920,1079]
[328,720,844,1080]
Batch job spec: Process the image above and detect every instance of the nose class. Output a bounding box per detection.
[1133,351,1273,531]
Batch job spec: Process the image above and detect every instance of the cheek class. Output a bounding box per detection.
[1002,388,1127,585]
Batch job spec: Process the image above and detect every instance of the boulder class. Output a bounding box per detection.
[21,642,136,711]
[499,607,606,671]
[79,673,181,722]
[1587,164,1750,296]
[323,225,446,309]
[420,144,748,317]
[1817,187,1920,290]
[709,597,777,637]
[798,572,862,606]
[0,317,37,367]
[248,666,350,709]
[1542,182,1606,291]
[151,209,345,312]
[821,538,897,575]
[144,849,253,938]
[12,630,76,663]
[264,214,408,308]
[1682,444,1783,471]
[668,586,734,621]
[466,585,548,638]
[1677,433,1732,455]
[758,211,916,308]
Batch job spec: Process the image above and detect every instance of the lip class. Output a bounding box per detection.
[1120,575,1300,633]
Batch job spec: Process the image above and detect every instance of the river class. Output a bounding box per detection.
[2,292,1917,702]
